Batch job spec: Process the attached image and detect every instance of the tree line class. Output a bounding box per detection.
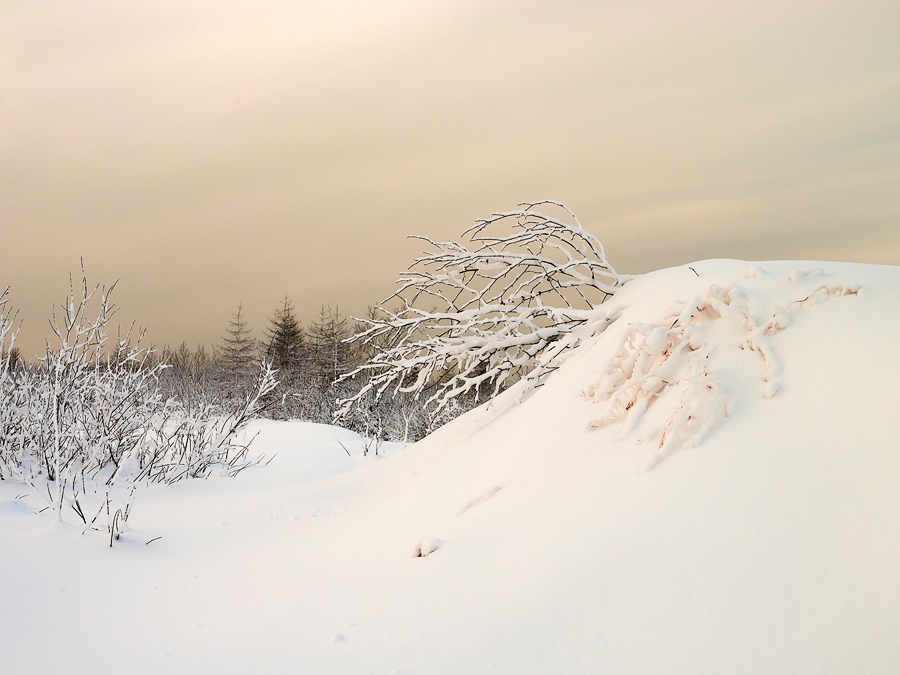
[154,298,479,443]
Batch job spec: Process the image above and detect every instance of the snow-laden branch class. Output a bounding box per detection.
[0,274,280,544]
[335,202,628,421]
[0,287,19,376]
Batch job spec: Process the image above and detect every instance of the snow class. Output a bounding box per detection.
[2,259,900,673]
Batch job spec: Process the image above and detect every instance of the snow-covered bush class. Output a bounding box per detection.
[335,201,627,422]
[0,275,277,544]
[0,286,27,480]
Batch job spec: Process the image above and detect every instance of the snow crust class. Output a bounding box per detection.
[2,259,900,674]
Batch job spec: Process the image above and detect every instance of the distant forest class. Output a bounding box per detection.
[151,298,479,443]
[0,294,479,447]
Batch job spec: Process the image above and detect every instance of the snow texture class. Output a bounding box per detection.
[2,259,899,675]
[583,267,860,471]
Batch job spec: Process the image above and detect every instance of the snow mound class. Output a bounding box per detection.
[584,265,860,470]
[2,259,900,675]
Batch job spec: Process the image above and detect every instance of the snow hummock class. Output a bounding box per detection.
[2,259,900,674]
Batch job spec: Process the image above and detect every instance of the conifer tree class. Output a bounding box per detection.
[265,295,304,375]
[219,303,256,374]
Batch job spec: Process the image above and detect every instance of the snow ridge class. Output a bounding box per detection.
[584,267,860,471]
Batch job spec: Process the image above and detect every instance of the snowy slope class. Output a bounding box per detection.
[2,260,899,674]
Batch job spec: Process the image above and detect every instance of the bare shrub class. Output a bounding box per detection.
[0,273,277,545]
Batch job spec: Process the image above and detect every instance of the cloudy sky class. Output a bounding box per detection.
[2,0,899,356]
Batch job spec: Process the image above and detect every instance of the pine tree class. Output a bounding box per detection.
[219,303,256,374]
[265,295,305,375]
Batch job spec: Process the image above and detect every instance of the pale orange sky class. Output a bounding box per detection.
[2,0,899,357]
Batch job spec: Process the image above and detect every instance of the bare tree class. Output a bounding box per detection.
[157,341,220,408]
[308,305,353,386]
[0,288,26,479]
[0,287,19,374]
[335,201,628,421]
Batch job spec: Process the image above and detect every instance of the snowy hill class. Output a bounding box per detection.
[2,259,899,674]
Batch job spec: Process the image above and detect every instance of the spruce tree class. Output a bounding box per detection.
[265,295,305,375]
[219,303,256,374]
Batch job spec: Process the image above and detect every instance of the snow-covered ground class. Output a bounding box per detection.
[2,259,899,674]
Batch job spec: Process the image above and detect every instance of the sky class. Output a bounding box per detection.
[1,0,899,357]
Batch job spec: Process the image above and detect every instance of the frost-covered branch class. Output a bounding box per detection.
[336,201,627,421]
[0,274,279,544]
[0,286,19,375]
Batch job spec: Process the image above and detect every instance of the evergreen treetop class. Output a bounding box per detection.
[265,295,304,373]
[220,303,256,373]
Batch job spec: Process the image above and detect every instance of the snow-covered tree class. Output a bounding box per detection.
[0,287,18,374]
[335,201,627,421]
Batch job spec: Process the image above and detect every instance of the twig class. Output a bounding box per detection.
[335,438,352,457]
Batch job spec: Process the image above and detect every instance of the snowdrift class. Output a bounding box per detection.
[2,259,899,674]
